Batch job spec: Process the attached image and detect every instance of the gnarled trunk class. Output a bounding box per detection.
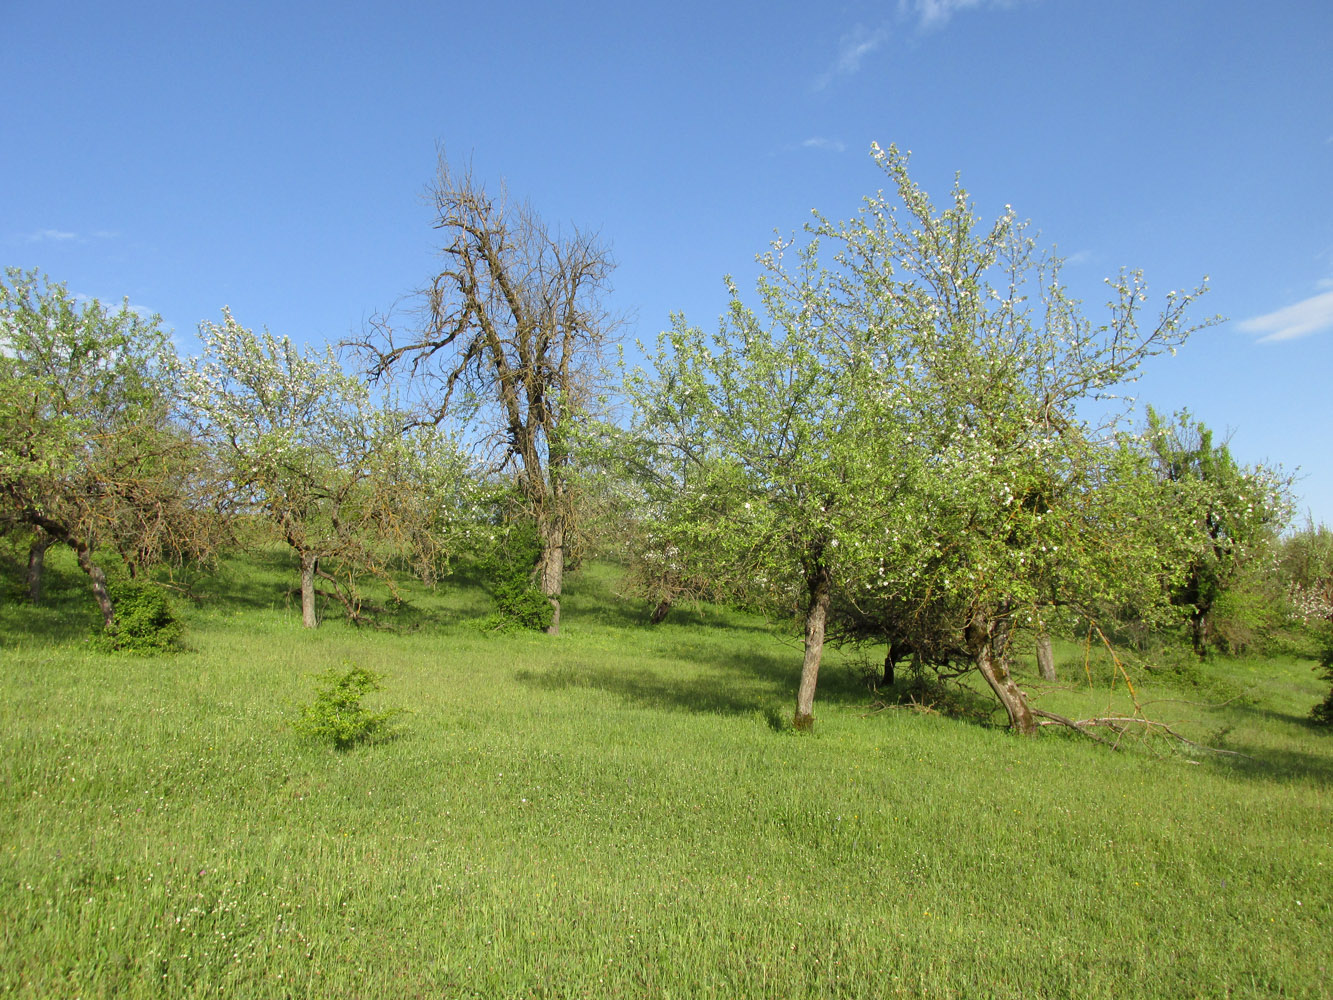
[74,544,115,627]
[18,512,113,626]
[967,610,1036,735]
[793,557,832,731]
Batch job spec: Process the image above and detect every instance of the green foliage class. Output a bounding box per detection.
[293,663,403,749]
[623,144,1218,728]
[1144,406,1292,656]
[89,581,185,654]
[477,521,554,632]
[0,268,215,618]
[488,574,555,632]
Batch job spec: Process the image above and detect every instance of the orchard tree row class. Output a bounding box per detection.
[3,147,1326,731]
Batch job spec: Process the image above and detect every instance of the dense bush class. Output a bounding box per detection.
[479,522,554,632]
[90,581,185,654]
[293,663,404,749]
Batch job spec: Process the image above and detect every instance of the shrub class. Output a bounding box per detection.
[90,581,185,654]
[293,663,404,749]
[489,574,555,632]
[1311,632,1333,727]
[478,522,554,632]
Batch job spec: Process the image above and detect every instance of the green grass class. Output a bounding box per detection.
[1,552,1330,998]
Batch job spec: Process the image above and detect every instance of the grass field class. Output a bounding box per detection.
[2,551,1330,998]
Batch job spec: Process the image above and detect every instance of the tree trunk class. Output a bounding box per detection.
[27,529,52,603]
[300,551,319,629]
[535,515,564,635]
[967,611,1036,735]
[74,544,115,627]
[1190,609,1210,658]
[1036,632,1056,681]
[793,558,832,731]
[883,638,909,688]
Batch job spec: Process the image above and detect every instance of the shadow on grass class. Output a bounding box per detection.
[513,641,873,719]
[1207,741,1333,785]
[1,562,101,646]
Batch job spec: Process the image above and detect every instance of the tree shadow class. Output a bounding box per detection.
[513,639,872,719]
[1,561,101,646]
[1204,741,1333,785]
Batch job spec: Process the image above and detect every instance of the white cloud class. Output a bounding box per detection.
[814,25,890,90]
[801,137,847,153]
[1236,289,1333,343]
[25,228,78,242]
[900,0,1024,30]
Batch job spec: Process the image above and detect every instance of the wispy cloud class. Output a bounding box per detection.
[814,25,890,91]
[1236,289,1333,343]
[801,137,847,153]
[25,228,78,243]
[20,228,118,244]
[899,0,1024,31]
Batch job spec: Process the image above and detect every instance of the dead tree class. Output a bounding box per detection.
[358,155,615,634]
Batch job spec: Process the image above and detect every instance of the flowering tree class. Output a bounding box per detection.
[177,310,479,626]
[627,242,920,730]
[0,268,212,625]
[632,145,1219,732]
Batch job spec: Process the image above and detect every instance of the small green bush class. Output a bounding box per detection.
[294,663,404,749]
[90,581,185,654]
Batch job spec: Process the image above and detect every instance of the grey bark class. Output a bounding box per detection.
[27,529,52,602]
[793,558,832,731]
[535,514,564,635]
[300,552,318,629]
[1036,632,1056,681]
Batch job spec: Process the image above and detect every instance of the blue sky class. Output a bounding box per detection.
[5,0,1331,523]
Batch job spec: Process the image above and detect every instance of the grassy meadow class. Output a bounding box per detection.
[1,550,1330,998]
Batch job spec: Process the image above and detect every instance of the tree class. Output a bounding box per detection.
[1144,406,1292,656]
[177,309,476,627]
[0,268,209,626]
[355,155,616,634]
[630,145,1216,732]
[627,245,919,730]
[810,144,1220,732]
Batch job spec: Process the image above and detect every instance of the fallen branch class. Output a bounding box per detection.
[1031,708,1254,759]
